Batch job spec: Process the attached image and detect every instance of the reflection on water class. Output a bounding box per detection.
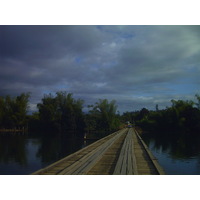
[0,132,94,175]
[142,132,200,175]
[1,131,200,175]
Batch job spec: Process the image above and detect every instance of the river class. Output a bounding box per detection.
[142,131,200,175]
[1,131,200,175]
[0,132,94,175]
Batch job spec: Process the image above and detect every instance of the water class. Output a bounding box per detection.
[0,132,94,175]
[142,132,200,175]
[1,131,200,175]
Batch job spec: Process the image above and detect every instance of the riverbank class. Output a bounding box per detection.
[0,128,27,133]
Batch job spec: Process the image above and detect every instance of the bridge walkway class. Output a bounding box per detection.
[31,128,165,175]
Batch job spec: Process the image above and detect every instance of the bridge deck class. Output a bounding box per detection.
[31,128,165,175]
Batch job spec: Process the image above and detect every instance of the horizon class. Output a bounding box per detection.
[2,89,200,116]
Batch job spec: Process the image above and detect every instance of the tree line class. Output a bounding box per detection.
[0,91,121,137]
[0,93,30,130]
[122,94,200,135]
[1,91,200,137]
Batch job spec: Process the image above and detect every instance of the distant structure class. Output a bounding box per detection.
[126,121,133,128]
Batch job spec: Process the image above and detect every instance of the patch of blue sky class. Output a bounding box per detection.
[74,56,84,64]
[121,32,135,39]
[42,90,56,95]
[91,63,101,69]
[102,60,118,68]
[166,82,199,96]
[41,83,70,97]
[186,66,199,73]
[55,83,71,91]
[110,60,118,66]
[96,25,103,30]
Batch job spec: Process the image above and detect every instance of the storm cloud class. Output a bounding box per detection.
[0,25,200,113]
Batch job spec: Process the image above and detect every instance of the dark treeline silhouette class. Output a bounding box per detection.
[27,91,121,138]
[133,94,200,165]
[1,91,200,138]
[84,99,121,138]
[0,93,30,131]
[122,94,200,136]
[29,92,86,137]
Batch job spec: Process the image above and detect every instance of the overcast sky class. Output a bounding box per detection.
[0,25,200,113]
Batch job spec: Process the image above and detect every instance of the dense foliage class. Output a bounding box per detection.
[1,92,200,138]
[86,99,120,131]
[0,93,30,129]
[29,92,85,137]
[28,92,121,137]
[122,95,200,135]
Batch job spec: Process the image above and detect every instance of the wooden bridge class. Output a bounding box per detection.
[31,128,165,175]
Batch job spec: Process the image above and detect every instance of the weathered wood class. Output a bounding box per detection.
[127,138,133,174]
[59,129,126,175]
[86,133,127,175]
[32,129,127,175]
[134,129,165,175]
[113,128,138,175]
[113,131,127,174]
[31,127,165,175]
[131,131,138,175]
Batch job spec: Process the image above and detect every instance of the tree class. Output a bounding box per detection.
[15,93,30,128]
[37,93,58,130]
[55,91,84,132]
[89,99,120,131]
[137,108,149,121]
[37,92,85,135]
[170,99,195,129]
[156,104,159,112]
[195,94,200,110]
[137,96,200,133]
[0,93,30,129]
[0,97,5,128]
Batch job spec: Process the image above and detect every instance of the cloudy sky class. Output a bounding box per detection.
[0,25,200,113]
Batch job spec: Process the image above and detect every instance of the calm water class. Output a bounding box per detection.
[0,132,94,175]
[1,132,200,175]
[142,132,200,175]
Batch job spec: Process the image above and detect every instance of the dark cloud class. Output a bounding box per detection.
[1,26,100,58]
[0,25,200,113]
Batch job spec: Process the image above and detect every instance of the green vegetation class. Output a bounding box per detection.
[0,93,30,130]
[28,92,85,137]
[84,99,121,138]
[87,99,120,131]
[1,92,200,138]
[122,95,200,135]
[29,92,121,137]
[37,92,85,133]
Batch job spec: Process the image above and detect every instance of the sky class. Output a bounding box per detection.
[0,25,200,114]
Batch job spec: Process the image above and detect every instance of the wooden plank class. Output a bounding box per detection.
[133,128,165,175]
[87,133,127,175]
[129,128,138,175]
[32,129,127,175]
[126,131,132,174]
[32,127,165,175]
[58,129,128,175]
[72,136,120,174]
[113,128,135,175]
[113,130,128,174]
[127,138,133,175]
[72,129,127,174]
[77,129,127,174]
[120,142,128,174]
